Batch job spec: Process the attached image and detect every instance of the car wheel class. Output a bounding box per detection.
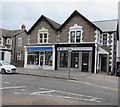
[1,69,6,74]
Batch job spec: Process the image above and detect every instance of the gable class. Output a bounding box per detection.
[58,11,99,43]
[28,15,60,34]
[58,10,101,32]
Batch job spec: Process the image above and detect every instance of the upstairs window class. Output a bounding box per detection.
[76,31,81,42]
[17,52,22,60]
[102,34,108,45]
[69,24,83,43]
[38,33,48,43]
[6,38,11,45]
[70,31,75,43]
[38,27,49,44]
[0,37,3,46]
[18,38,22,47]
[70,31,81,43]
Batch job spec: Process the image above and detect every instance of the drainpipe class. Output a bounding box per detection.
[14,35,16,64]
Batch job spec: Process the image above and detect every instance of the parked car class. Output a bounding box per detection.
[116,65,120,76]
[0,60,17,74]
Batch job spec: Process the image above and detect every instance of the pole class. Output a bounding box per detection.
[68,49,72,79]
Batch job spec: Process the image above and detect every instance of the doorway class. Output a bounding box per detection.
[82,52,89,72]
[71,51,79,68]
[101,56,107,72]
[40,55,44,67]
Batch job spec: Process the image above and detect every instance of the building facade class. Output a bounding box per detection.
[24,10,119,74]
[0,25,28,66]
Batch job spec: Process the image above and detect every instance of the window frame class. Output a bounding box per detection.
[0,37,3,46]
[102,33,108,45]
[37,27,49,44]
[17,52,22,61]
[6,38,11,45]
[18,38,22,47]
[69,24,83,43]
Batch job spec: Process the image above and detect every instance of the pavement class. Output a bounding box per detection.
[17,67,118,84]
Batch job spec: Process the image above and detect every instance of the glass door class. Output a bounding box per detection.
[71,51,79,68]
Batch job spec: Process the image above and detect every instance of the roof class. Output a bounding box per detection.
[28,15,61,34]
[0,28,27,37]
[58,10,102,32]
[93,19,118,32]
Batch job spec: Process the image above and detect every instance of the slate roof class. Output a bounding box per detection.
[28,15,61,34]
[93,19,118,32]
[0,28,25,37]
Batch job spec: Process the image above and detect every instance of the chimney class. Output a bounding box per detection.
[21,24,26,30]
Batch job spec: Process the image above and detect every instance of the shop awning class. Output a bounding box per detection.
[27,47,53,52]
[98,47,109,55]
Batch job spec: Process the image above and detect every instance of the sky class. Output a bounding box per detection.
[0,0,119,31]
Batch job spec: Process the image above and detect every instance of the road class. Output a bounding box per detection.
[1,72,119,106]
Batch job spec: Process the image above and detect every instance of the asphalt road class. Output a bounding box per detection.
[1,73,119,106]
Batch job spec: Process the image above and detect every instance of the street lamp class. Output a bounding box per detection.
[68,48,72,79]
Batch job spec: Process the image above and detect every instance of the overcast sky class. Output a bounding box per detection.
[0,0,119,31]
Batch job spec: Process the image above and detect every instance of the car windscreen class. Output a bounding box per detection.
[1,61,10,65]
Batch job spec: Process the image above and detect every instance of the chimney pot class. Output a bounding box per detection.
[21,24,26,30]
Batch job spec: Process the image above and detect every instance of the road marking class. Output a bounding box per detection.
[0,86,27,90]
[31,90,55,95]
[68,80,119,92]
[38,87,105,103]
[14,87,105,103]
[0,81,10,84]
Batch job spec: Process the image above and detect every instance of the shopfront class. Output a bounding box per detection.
[55,43,95,73]
[24,43,95,73]
[24,45,55,70]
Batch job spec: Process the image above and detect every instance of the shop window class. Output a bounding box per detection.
[71,51,79,68]
[60,51,68,67]
[27,51,39,65]
[45,51,52,66]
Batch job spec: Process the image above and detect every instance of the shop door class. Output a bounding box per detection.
[82,52,89,72]
[101,56,107,72]
[40,55,44,67]
[71,51,79,68]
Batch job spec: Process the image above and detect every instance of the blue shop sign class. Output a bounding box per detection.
[27,47,53,52]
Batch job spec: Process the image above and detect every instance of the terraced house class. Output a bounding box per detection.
[0,25,28,66]
[24,10,119,75]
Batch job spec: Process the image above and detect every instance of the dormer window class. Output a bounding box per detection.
[6,38,11,45]
[38,27,49,44]
[69,24,83,43]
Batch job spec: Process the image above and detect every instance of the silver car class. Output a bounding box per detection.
[0,60,17,74]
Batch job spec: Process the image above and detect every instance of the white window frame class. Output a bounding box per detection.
[38,27,49,44]
[18,38,22,47]
[102,33,109,45]
[0,37,3,46]
[6,38,11,45]
[69,24,83,43]
[17,52,22,60]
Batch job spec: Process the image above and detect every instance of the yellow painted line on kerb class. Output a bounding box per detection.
[68,80,120,92]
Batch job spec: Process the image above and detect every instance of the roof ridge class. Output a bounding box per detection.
[93,19,118,22]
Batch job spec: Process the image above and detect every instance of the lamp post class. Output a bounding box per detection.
[68,48,72,79]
